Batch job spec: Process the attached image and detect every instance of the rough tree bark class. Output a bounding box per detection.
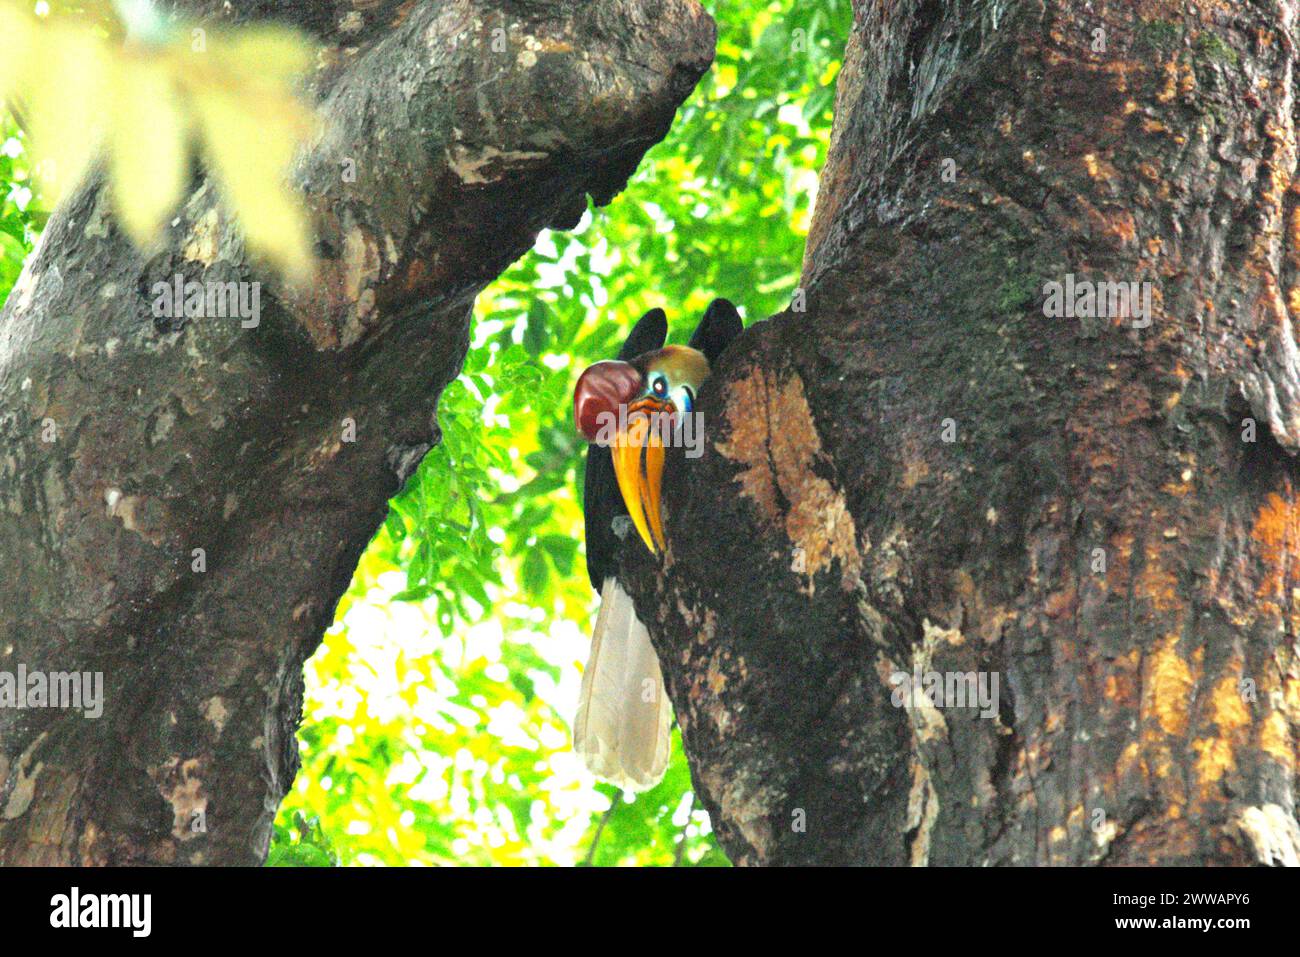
[0,0,713,864]
[626,0,1300,865]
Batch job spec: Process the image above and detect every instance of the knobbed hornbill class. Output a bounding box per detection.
[570,299,742,791]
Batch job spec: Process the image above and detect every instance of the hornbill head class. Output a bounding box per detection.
[574,345,709,553]
[573,299,743,565]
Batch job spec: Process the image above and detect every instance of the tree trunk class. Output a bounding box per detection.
[626,0,1300,865]
[0,0,714,865]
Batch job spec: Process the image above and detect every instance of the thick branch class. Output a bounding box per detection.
[631,0,1300,866]
[0,0,713,865]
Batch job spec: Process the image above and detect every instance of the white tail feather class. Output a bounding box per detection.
[574,578,671,792]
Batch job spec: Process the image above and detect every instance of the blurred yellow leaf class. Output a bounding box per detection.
[226,26,316,82]
[108,53,187,243]
[190,81,314,282]
[26,23,110,202]
[0,2,318,282]
[0,7,33,98]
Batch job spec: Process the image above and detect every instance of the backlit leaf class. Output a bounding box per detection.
[107,53,187,244]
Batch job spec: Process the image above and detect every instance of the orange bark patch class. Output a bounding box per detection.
[1259,711,1294,771]
[1044,585,1077,619]
[1143,633,1193,737]
[901,456,930,489]
[1107,529,1134,588]
[1155,60,1178,103]
[1251,492,1300,600]
[1209,672,1251,735]
[1103,655,1140,712]
[1288,205,1300,316]
[1135,546,1180,613]
[716,368,862,593]
[1116,740,1143,780]
[1192,736,1234,797]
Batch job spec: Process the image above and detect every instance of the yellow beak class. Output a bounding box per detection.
[610,399,668,554]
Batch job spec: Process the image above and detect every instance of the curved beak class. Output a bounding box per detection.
[610,399,668,554]
[574,360,670,554]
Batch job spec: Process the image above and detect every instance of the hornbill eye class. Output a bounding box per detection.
[650,374,668,398]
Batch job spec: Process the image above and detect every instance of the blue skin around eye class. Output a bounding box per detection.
[648,375,691,414]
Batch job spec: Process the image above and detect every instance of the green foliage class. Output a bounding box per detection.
[583,747,731,867]
[273,0,852,866]
[0,118,46,299]
[268,812,340,867]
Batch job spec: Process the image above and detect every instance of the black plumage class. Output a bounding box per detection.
[581,300,742,590]
[688,297,744,367]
